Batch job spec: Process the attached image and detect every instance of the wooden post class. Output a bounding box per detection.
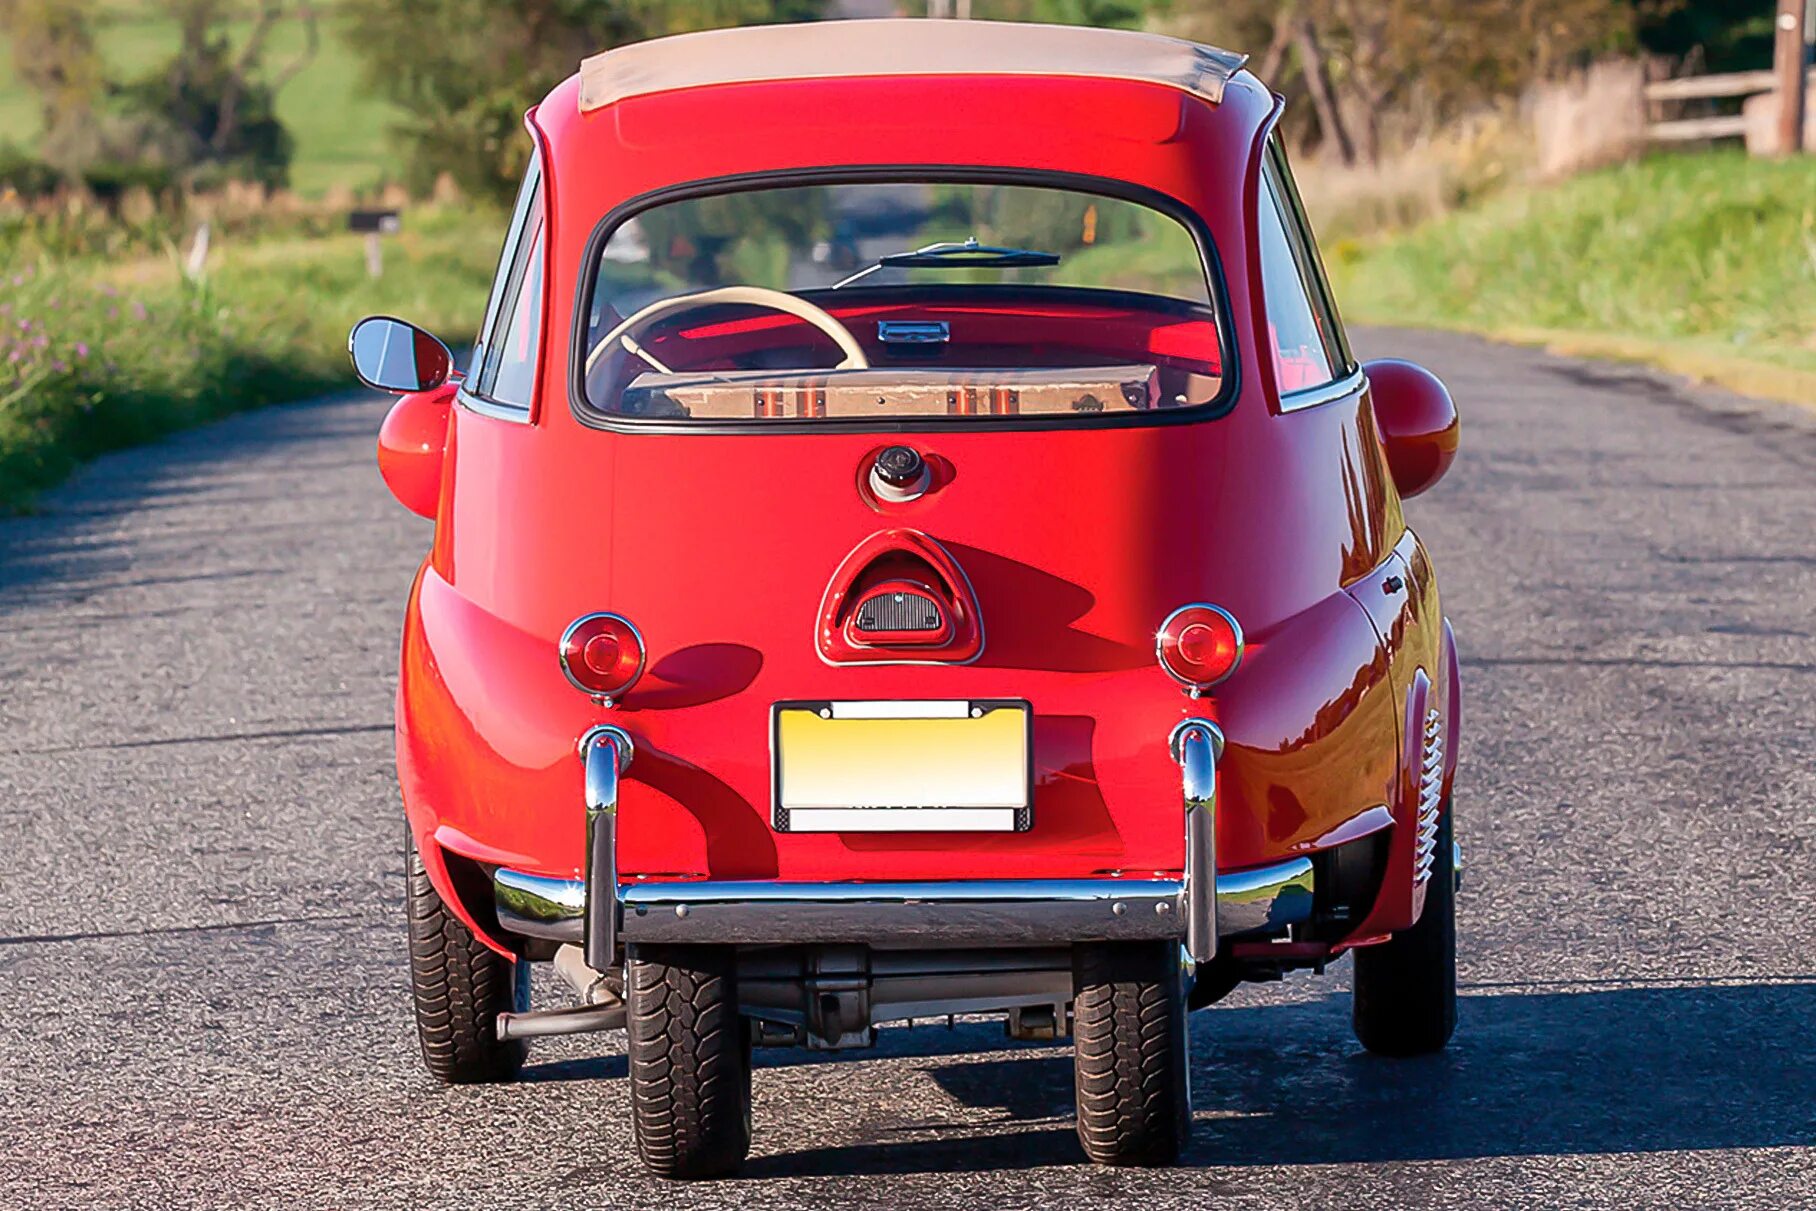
[1775,0,1809,154]
[365,231,383,279]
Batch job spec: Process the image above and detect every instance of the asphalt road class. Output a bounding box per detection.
[2,329,1812,1209]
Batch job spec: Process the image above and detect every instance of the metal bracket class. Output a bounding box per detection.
[1006,1002,1070,1041]
[1170,718,1222,965]
[581,725,634,970]
[803,946,875,1050]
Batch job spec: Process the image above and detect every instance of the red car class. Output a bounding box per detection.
[350,18,1463,1178]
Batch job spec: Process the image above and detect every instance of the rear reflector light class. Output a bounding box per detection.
[559,612,645,702]
[1156,603,1243,694]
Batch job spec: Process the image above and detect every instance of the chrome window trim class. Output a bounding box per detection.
[470,157,542,386]
[455,386,532,423]
[466,150,546,418]
[1278,364,1367,414]
[1265,136,1356,376]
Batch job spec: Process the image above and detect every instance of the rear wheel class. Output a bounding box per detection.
[405,832,528,1083]
[626,944,754,1179]
[1352,805,1458,1056]
[1071,942,1192,1166]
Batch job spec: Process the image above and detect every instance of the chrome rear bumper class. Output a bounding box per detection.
[490,714,1314,953]
[495,858,1314,948]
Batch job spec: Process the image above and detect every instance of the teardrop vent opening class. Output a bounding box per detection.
[817,530,984,665]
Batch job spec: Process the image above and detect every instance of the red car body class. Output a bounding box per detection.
[361,18,1462,1174]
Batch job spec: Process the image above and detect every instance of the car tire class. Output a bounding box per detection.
[405,831,528,1083]
[1071,941,1192,1166]
[626,944,754,1180]
[1352,803,1458,1056]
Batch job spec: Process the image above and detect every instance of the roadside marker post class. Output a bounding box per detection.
[1775,0,1810,155]
[348,210,403,278]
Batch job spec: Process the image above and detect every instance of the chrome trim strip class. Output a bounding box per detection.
[582,726,633,968]
[455,386,533,424]
[495,859,1315,947]
[1277,365,1367,414]
[620,879,1183,946]
[1170,718,1222,964]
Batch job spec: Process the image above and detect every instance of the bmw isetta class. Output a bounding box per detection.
[351,18,1463,1177]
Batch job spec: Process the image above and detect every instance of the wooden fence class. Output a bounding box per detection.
[1645,68,1813,143]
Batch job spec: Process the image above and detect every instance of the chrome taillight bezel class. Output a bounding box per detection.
[1155,602,1244,696]
[559,612,647,705]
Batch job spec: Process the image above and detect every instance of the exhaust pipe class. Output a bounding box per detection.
[495,944,626,1041]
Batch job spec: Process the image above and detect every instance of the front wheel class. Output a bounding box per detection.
[1071,942,1192,1166]
[626,944,754,1179]
[405,831,528,1083]
[1352,804,1458,1056]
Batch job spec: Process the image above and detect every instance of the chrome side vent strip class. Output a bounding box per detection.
[1414,706,1444,885]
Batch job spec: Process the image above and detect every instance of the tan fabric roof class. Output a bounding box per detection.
[578,19,1248,113]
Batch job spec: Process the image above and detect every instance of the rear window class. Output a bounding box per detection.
[577,179,1226,426]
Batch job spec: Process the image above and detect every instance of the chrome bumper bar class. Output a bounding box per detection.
[581,725,631,970]
[1172,718,1220,964]
[495,861,1313,949]
[493,715,1314,953]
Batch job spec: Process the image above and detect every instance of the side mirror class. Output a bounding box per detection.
[349,315,452,393]
[1364,358,1459,499]
[377,383,455,519]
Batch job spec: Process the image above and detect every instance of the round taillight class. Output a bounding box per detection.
[1156,604,1243,693]
[559,613,645,702]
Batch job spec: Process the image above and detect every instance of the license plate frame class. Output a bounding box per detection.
[770,699,1033,833]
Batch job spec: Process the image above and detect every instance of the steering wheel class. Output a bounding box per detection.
[584,285,870,376]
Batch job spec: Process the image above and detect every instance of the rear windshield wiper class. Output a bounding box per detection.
[831,237,1061,289]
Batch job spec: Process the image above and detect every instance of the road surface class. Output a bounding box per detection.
[2,330,1812,1208]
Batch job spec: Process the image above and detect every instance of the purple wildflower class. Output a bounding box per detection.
[74,342,89,358]
[130,300,148,321]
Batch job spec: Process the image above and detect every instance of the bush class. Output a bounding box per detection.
[0,205,504,511]
[0,142,60,198]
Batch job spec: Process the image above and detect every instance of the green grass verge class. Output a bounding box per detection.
[0,207,500,512]
[1324,149,1816,406]
[0,1,400,196]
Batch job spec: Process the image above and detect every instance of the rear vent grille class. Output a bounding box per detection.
[1414,706,1444,885]
[855,591,943,633]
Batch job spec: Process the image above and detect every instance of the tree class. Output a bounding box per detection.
[344,0,827,203]
[0,0,107,175]
[0,0,316,192]
[113,0,314,189]
[1173,0,1639,164]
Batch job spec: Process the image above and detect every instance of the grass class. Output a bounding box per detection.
[1323,149,1816,406]
[0,0,400,196]
[0,207,501,512]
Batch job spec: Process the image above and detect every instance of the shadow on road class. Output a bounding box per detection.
[746,980,1816,1177]
[0,392,378,608]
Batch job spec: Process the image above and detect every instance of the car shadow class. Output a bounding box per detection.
[745,979,1816,1177]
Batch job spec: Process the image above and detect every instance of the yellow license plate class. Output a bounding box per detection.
[772,700,1032,832]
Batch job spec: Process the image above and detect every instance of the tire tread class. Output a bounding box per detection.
[626,945,752,1179]
[405,834,525,1083]
[1072,943,1189,1165]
